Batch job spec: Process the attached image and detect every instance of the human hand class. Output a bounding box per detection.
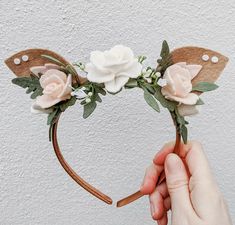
[140,141,232,225]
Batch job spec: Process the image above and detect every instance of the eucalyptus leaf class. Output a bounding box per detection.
[12,76,43,99]
[144,83,155,94]
[196,98,204,105]
[144,90,160,112]
[160,40,170,59]
[192,82,218,92]
[47,108,60,125]
[154,86,177,112]
[83,101,97,119]
[125,79,138,88]
[180,125,188,144]
[59,97,77,112]
[94,84,106,95]
[175,108,187,126]
[94,93,102,103]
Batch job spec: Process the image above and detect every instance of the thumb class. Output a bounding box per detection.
[165,154,194,215]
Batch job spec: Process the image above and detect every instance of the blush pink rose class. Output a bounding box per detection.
[35,69,72,109]
[161,62,202,116]
[161,62,202,105]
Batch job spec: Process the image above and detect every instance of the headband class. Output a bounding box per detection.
[5,41,228,207]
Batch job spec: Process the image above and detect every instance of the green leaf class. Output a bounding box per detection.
[41,54,65,66]
[160,40,170,59]
[94,84,106,95]
[12,76,43,99]
[157,40,173,74]
[196,98,204,105]
[144,83,155,95]
[175,108,187,126]
[144,90,160,112]
[47,108,60,125]
[154,86,177,112]
[49,123,53,142]
[180,125,188,144]
[83,101,97,119]
[192,82,218,92]
[125,79,138,88]
[59,97,77,112]
[94,93,102,103]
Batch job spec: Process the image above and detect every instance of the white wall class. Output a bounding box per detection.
[0,0,234,224]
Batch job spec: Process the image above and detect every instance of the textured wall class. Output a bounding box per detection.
[0,0,235,224]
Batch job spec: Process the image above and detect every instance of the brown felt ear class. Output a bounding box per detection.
[171,47,229,85]
[5,48,86,84]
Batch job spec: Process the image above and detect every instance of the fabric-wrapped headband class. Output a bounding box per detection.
[5,41,228,207]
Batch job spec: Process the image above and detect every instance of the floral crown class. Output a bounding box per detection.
[5,41,228,207]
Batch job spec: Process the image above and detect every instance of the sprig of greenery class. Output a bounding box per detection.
[12,75,43,99]
[192,82,218,92]
[81,83,106,119]
[156,40,173,74]
[140,83,160,112]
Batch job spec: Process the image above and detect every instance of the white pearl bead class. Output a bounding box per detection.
[22,55,29,62]
[211,56,219,63]
[14,58,21,65]
[202,54,209,62]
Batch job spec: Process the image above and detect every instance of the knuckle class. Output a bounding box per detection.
[167,178,188,193]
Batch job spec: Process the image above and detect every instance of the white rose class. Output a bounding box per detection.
[161,62,202,116]
[85,45,142,93]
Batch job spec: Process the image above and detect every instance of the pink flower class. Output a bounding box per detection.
[161,62,202,116]
[33,69,72,110]
[30,63,60,76]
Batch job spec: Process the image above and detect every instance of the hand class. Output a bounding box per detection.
[140,141,232,225]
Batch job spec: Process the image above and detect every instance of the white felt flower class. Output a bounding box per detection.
[86,45,142,93]
[161,62,202,116]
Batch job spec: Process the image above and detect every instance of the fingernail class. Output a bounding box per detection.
[150,202,155,217]
[166,154,182,174]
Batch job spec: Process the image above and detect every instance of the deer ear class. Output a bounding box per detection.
[171,47,229,85]
[5,48,86,84]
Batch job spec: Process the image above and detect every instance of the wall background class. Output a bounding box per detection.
[0,0,235,224]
